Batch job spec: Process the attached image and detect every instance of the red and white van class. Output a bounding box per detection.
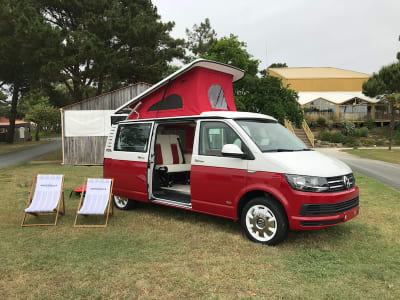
[104,59,359,245]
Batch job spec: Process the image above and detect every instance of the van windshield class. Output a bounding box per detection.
[236,120,309,152]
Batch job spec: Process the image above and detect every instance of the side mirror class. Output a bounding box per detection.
[221,144,246,159]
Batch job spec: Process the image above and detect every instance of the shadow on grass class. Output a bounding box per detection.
[123,201,375,247]
[133,201,242,235]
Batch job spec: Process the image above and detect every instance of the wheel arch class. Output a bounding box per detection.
[236,188,289,222]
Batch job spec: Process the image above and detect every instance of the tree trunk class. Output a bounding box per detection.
[388,100,394,151]
[97,74,104,95]
[6,83,19,144]
[35,124,40,141]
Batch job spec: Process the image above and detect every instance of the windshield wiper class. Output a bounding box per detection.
[263,148,313,152]
[263,149,296,152]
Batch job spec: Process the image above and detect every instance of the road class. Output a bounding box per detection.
[317,148,400,191]
[0,138,61,169]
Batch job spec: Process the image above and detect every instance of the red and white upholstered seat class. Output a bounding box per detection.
[155,135,191,173]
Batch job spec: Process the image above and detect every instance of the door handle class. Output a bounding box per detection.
[138,155,145,160]
[194,158,204,163]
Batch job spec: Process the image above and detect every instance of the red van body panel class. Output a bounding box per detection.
[190,165,247,219]
[103,158,149,202]
[234,171,359,230]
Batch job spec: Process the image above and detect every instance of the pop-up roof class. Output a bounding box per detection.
[114,59,245,120]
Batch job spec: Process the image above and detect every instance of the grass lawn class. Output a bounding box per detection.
[1,164,399,299]
[343,149,400,165]
[0,140,50,156]
[32,151,62,162]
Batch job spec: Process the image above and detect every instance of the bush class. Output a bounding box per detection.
[343,136,360,147]
[376,140,385,146]
[306,119,316,129]
[317,131,345,143]
[316,117,327,128]
[318,131,331,141]
[330,132,344,143]
[342,121,356,136]
[354,127,369,138]
[361,139,375,147]
[365,118,375,130]
[393,130,400,145]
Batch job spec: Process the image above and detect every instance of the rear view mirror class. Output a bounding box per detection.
[221,144,246,158]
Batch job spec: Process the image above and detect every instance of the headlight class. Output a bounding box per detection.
[285,174,329,192]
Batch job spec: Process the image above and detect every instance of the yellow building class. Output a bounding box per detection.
[269,67,390,122]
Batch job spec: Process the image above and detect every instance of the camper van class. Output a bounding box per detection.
[104,59,359,245]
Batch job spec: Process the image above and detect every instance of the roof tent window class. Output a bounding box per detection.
[148,94,183,111]
[208,84,228,109]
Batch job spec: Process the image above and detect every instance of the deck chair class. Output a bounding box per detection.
[21,174,65,227]
[74,178,114,228]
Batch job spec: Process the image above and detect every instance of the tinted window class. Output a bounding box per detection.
[236,120,306,152]
[148,94,183,111]
[114,123,152,152]
[111,115,127,125]
[199,121,244,156]
[208,85,228,109]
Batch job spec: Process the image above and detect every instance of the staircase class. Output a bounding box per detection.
[284,119,314,148]
[293,127,313,148]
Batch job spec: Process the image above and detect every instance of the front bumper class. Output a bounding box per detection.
[291,205,359,230]
[286,186,360,230]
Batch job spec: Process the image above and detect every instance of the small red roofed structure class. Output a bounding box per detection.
[0,117,31,142]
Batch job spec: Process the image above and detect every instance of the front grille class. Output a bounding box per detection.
[326,173,355,193]
[300,196,359,216]
[300,218,344,226]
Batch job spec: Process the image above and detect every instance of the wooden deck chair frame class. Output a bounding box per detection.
[21,174,65,227]
[74,178,114,228]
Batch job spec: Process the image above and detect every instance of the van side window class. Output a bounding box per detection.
[199,121,244,156]
[114,123,152,152]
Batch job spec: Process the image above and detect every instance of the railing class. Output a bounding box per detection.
[375,111,400,121]
[302,119,315,148]
[304,109,400,122]
[284,119,295,135]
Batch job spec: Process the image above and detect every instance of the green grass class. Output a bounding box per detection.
[343,149,400,165]
[1,164,400,299]
[32,151,62,162]
[0,140,50,155]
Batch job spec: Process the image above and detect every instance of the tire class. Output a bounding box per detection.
[113,195,137,210]
[241,196,288,245]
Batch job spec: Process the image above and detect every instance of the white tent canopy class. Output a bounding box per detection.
[297,92,380,105]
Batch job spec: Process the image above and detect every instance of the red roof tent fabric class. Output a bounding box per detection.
[114,59,245,120]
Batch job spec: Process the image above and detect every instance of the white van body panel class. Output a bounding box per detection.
[247,151,352,177]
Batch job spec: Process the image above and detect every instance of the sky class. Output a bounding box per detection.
[153,0,400,74]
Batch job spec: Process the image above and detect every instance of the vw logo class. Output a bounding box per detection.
[343,176,351,189]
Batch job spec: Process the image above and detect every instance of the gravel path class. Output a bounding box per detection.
[0,138,61,169]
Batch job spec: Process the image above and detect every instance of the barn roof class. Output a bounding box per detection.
[60,82,151,110]
[269,67,370,79]
[114,59,245,115]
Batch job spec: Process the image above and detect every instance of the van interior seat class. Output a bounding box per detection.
[155,134,191,172]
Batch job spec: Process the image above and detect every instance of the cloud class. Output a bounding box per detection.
[154,0,400,73]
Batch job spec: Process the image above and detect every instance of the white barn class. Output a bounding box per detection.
[60,83,150,165]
